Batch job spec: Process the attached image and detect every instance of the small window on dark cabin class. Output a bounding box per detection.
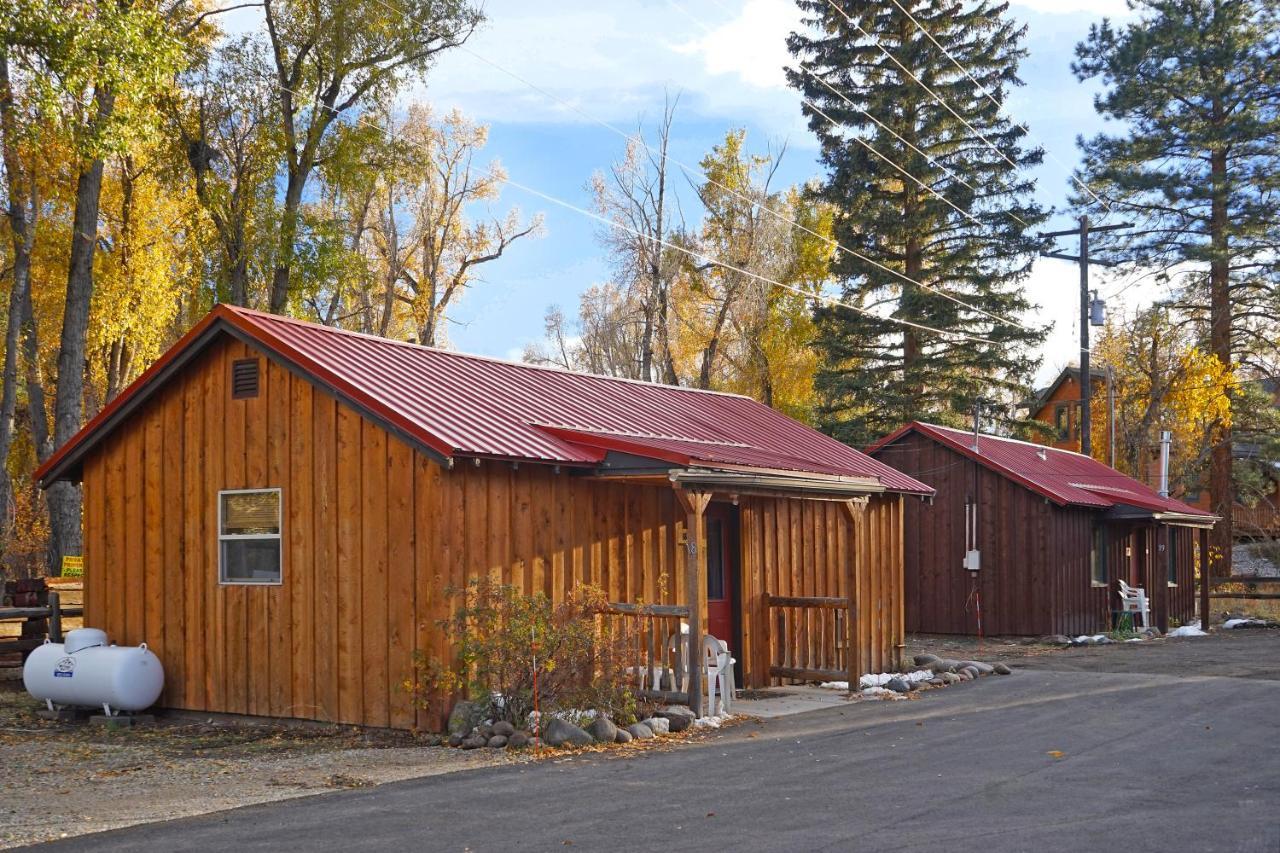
[1091,526,1108,586]
[231,358,260,399]
[1167,527,1178,585]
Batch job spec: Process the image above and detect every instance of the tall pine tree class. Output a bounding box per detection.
[787,0,1046,447]
[1072,0,1280,574]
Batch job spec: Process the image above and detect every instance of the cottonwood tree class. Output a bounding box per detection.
[787,0,1047,447]
[3,0,187,573]
[370,106,539,346]
[1072,0,1280,571]
[261,0,483,314]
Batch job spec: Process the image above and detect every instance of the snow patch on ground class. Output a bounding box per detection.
[819,669,932,691]
[1223,617,1269,629]
[1168,621,1207,637]
[1074,634,1109,643]
[693,714,732,728]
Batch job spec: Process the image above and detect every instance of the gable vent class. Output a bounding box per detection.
[231,358,260,399]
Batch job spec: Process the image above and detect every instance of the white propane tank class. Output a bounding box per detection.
[24,628,164,715]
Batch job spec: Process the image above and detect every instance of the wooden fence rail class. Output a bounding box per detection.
[601,602,692,705]
[764,593,851,684]
[1209,577,1280,601]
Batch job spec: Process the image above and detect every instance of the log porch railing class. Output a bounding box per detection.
[764,593,854,685]
[602,602,692,706]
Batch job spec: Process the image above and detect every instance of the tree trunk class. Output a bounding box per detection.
[0,51,33,545]
[269,168,308,313]
[1207,145,1232,577]
[47,86,114,575]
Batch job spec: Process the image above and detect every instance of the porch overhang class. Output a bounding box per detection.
[668,468,885,500]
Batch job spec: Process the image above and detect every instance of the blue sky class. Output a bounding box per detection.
[257,0,1156,385]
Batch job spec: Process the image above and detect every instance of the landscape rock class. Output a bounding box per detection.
[994,663,1013,675]
[447,700,481,737]
[588,716,619,744]
[460,735,487,750]
[961,661,995,675]
[913,653,941,667]
[475,724,494,741]
[615,728,633,744]
[492,721,516,737]
[656,706,696,732]
[957,670,972,682]
[1042,635,1072,646]
[448,733,464,748]
[507,731,531,748]
[941,672,961,685]
[543,717,594,748]
[928,677,946,687]
[486,735,508,748]
[644,717,670,735]
[885,677,911,693]
[960,666,980,680]
[626,722,655,740]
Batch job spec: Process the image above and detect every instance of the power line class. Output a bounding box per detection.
[878,0,1111,212]
[274,82,1004,348]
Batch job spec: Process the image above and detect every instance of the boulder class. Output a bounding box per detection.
[542,717,594,748]
[588,716,619,744]
[447,733,464,748]
[960,661,995,675]
[656,706,696,733]
[447,700,482,737]
[913,653,941,667]
[994,663,1013,675]
[486,735,508,748]
[507,731,531,748]
[461,735,487,750]
[492,721,516,737]
[475,724,494,741]
[626,722,655,740]
[615,728,633,744]
[941,672,961,685]
[644,717,671,735]
[885,677,911,693]
[929,659,959,674]
[1042,635,1072,646]
[960,666,980,680]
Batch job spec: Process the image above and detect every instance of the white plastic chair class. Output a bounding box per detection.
[1117,579,1151,629]
[702,634,735,716]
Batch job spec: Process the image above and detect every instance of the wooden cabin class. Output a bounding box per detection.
[36,305,931,730]
[867,422,1216,637]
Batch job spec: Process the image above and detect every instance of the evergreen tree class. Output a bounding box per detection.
[1072,0,1280,572]
[786,0,1046,448]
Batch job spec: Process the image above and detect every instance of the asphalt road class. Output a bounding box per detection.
[32,632,1280,853]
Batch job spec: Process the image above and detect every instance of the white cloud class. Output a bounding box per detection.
[1011,0,1135,17]
[671,0,801,90]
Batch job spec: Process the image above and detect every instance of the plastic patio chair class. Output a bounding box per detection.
[1117,579,1151,629]
[702,634,735,716]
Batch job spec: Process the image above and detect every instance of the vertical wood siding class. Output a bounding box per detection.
[875,432,1200,636]
[80,334,910,728]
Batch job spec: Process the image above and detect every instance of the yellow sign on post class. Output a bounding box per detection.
[61,555,84,578]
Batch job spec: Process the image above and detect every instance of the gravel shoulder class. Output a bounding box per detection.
[0,688,514,849]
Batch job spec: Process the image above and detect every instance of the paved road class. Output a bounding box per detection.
[33,632,1280,853]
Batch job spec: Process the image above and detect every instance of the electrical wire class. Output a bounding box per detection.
[274,82,1005,347]
[349,0,1046,337]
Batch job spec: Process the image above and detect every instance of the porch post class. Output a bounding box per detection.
[839,498,867,691]
[674,487,711,717]
[1152,522,1166,631]
[1198,526,1211,631]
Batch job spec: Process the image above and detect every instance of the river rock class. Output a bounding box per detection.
[543,717,593,748]
[615,728,633,744]
[644,717,671,735]
[1042,635,1072,646]
[461,735,487,750]
[961,661,995,675]
[492,720,516,737]
[941,671,961,685]
[447,700,482,737]
[994,663,1013,675]
[627,722,654,740]
[656,706,696,732]
[913,653,941,667]
[507,731,531,748]
[487,735,508,748]
[448,732,464,748]
[588,716,618,744]
[885,677,911,693]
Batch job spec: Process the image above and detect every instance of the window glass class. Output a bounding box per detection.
[219,490,281,584]
[706,519,725,601]
[1091,525,1108,585]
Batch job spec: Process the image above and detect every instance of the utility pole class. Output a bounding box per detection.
[1041,216,1132,458]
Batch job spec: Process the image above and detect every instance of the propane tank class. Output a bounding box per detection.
[24,628,164,715]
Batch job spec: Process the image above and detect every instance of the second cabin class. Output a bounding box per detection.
[868,422,1216,637]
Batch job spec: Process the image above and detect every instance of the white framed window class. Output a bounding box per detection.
[218,488,282,585]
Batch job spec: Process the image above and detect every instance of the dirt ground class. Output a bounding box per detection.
[0,686,515,849]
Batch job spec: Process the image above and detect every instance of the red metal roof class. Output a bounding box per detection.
[868,421,1215,518]
[37,305,932,494]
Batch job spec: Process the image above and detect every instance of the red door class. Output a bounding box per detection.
[704,504,736,651]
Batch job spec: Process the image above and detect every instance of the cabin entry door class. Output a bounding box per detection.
[704,503,740,681]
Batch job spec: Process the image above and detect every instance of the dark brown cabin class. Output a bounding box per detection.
[36,305,933,730]
[868,422,1216,637]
